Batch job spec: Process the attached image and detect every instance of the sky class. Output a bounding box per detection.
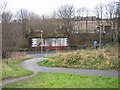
[4,0,118,16]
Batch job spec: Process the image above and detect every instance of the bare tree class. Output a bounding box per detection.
[106,2,116,25]
[118,0,120,18]
[104,4,110,25]
[2,11,12,23]
[15,9,30,49]
[84,8,90,33]
[77,7,90,32]
[118,0,120,24]
[24,11,63,39]
[94,3,104,25]
[27,11,42,30]
[0,0,10,58]
[94,6,100,25]
[117,0,120,43]
[56,5,75,46]
[77,7,86,33]
[15,9,29,33]
[16,9,29,22]
[0,0,7,14]
[56,5,75,36]
[104,1,118,41]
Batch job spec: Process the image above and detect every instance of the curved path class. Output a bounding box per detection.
[2,53,119,86]
[1,53,54,86]
[20,54,119,78]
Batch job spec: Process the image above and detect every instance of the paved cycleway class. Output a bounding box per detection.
[2,53,119,86]
[1,53,54,86]
[20,53,119,78]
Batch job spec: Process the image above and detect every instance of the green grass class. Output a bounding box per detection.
[3,72,118,88]
[38,49,119,70]
[2,56,33,80]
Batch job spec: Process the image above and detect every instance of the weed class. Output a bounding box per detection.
[38,49,119,70]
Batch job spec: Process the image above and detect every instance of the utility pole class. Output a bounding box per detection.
[99,25,102,49]
[40,30,43,54]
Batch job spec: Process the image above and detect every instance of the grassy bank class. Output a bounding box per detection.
[38,49,118,70]
[2,56,33,80]
[3,72,118,88]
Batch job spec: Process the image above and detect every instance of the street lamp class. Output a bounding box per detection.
[99,26,102,49]
[28,28,31,33]
[96,25,102,49]
[40,30,43,54]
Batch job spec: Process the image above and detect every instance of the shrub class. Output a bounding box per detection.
[39,49,119,70]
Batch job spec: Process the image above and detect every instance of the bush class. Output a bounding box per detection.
[38,50,119,70]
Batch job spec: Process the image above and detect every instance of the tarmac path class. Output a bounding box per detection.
[2,53,119,87]
[20,55,119,78]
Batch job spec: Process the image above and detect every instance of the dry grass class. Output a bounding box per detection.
[10,52,26,60]
[39,49,119,70]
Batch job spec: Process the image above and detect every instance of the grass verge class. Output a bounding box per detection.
[38,49,119,70]
[2,56,33,80]
[3,72,118,88]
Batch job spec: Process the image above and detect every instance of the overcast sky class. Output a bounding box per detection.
[4,0,118,16]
